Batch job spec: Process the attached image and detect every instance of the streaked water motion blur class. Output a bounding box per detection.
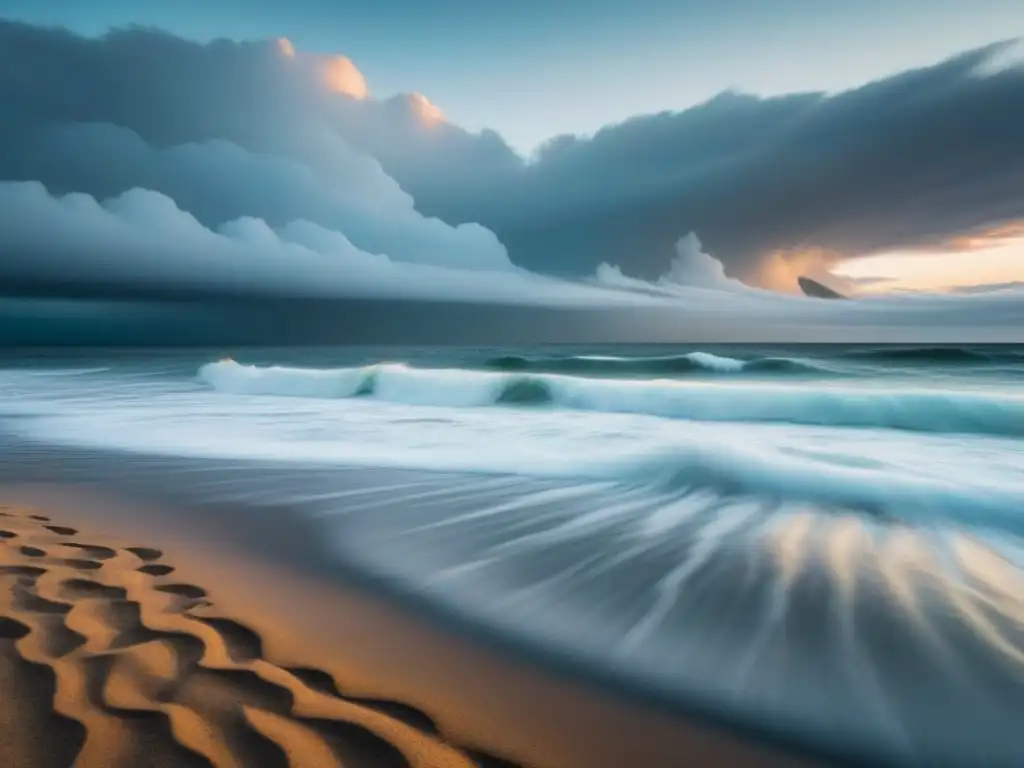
[2,343,1024,766]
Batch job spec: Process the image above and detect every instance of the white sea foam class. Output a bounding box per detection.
[674,351,746,372]
[5,360,1024,529]
[199,360,1024,437]
[1,376,1020,531]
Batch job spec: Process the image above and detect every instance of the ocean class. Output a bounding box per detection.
[2,343,1024,766]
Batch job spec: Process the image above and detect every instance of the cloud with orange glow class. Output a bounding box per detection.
[835,227,1024,295]
[407,92,445,124]
[275,36,369,100]
[275,37,295,58]
[321,55,369,99]
[754,247,850,295]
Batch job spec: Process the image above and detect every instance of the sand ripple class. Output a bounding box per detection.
[0,507,507,768]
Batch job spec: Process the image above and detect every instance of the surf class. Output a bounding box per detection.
[199,359,1024,437]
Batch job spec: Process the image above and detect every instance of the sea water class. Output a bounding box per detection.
[1,343,1023,765]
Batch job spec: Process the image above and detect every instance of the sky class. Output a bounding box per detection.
[0,2,1022,343]
[3,0,1021,153]
[836,228,1024,294]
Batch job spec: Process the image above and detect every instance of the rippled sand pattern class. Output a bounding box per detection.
[0,506,509,768]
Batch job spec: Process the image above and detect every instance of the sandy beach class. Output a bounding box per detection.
[0,491,823,768]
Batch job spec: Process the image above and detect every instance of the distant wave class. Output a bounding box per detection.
[484,347,1024,374]
[486,352,834,376]
[6,366,112,377]
[841,346,1024,364]
[199,360,1024,437]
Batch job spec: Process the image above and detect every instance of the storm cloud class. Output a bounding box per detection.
[1,19,1024,343]
[2,21,1022,289]
[416,42,1024,285]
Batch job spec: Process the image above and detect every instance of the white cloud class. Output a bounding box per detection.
[660,233,749,291]
[28,122,511,273]
[0,181,649,307]
[595,233,755,299]
[590,230,1024,335]
[320,55,369,99]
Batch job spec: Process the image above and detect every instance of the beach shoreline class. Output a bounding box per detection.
[0,485,823,768]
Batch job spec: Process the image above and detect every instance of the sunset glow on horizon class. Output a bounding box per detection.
[835,227,1024,294]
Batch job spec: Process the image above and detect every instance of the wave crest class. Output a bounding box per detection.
[199,360,1024,437]
[485,352,832,376]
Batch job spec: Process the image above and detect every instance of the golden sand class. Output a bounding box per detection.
[0,506,488,768]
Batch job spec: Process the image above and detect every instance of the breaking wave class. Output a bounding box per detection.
[199,360,1024,437]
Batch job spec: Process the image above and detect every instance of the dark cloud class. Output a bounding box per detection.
[1,19,1024,344]
[0,21,514,275]
[395,41,1024,284]
[2,20,1021,291]
[0,20,518,221]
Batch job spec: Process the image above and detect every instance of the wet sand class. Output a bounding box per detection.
[0,489,824,768]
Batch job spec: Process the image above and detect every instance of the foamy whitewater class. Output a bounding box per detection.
[2,344,1024,765]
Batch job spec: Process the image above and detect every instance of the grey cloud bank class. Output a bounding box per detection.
[0,181,639,307]
[0,20,1023,343]
[418,43,1024,284]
